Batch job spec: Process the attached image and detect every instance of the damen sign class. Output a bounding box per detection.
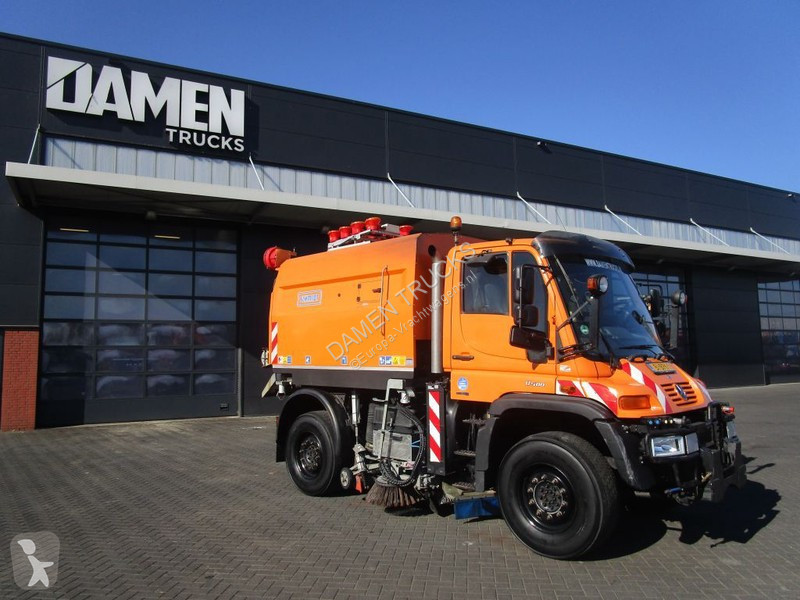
[45,56,246,153]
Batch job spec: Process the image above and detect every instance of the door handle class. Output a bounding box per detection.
[452,354,474,361]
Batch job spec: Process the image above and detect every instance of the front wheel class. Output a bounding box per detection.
[285,411,341,496]
[497,432,619,559]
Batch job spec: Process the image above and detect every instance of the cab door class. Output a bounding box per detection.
[447,248,556,402]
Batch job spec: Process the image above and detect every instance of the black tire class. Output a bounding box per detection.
[285,410,341,496]
[497,432,619,559]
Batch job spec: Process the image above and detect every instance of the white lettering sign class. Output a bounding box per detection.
[45,56,245,153]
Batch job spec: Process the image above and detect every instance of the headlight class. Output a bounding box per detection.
[650,432,699,458]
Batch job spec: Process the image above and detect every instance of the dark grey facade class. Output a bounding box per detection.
[1,32,799,428]
[0,35,42,326]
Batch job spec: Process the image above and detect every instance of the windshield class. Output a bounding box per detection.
[553,258,664,359]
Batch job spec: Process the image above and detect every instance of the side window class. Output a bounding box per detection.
[512,252,547,329]
[462,253,509,315]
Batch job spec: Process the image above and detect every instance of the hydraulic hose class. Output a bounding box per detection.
[378,405,426,487]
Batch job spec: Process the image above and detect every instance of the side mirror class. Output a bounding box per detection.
[648,288,664,318]
[668,289,686,349]
[514,265,537,326]
[509,326,549,364]
[518,305,539,328]
[513,265,535,304]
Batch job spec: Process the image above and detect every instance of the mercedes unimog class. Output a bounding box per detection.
[261,216,745,559]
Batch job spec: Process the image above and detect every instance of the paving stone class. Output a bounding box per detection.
[0,384,799,598]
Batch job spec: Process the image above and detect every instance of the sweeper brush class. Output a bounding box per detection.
[365,477,420,508]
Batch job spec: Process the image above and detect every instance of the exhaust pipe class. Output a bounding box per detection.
[430,254,444,374]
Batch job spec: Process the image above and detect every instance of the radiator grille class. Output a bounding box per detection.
[662,382,699,406]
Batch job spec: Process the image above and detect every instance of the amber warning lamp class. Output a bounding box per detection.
[263,246,296,270]
[450,215,462,243]
[586,274,609,297]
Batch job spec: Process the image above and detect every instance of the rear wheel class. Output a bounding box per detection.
[285,411,341,496]
[497,432,619,559]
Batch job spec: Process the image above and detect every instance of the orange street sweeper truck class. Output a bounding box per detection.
[261,216,745,559]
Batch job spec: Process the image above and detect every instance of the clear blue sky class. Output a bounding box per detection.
[4,0,799,191]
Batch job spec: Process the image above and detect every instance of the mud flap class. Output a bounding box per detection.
[594,420,656,491]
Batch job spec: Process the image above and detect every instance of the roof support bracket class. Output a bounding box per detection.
[387,173,415,208]
[248,154,265,191]
[516,192,552,224]
[27,124,41,164]
[604,204,642,236]
[750,227,791,254]
[690,218,730,246]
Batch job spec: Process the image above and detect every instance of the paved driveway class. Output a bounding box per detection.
[1,384,798,599]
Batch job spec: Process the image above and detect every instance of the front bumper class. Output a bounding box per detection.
[596,404,746,501]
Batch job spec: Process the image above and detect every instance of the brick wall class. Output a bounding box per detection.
[1,330,39,431]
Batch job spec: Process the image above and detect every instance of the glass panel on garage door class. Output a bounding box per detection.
[39,218,238,427]
[758,279,800,383]
[632,269,692,369]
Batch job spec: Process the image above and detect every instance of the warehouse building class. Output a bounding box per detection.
[1,32,798,430]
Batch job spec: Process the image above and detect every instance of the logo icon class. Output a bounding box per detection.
[45,56,246,153]
[10,532,60,589]
[457,377,468,391]
[675,384,689,401]
[297,290,322,307]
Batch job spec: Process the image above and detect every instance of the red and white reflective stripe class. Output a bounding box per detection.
[621,362,670,413]
[270,322,279,365]
[580,382,619,413]
[428,390,442,463]
[694,378,713,405]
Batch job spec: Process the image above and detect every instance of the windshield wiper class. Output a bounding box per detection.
[619,344,659,350]
[619,345,675,362]
[618,346,657,363]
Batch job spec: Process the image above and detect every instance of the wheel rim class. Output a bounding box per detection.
[296,432,323,476]
[521,466,575,531]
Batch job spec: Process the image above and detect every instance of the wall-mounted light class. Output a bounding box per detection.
[59,227,89,233]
